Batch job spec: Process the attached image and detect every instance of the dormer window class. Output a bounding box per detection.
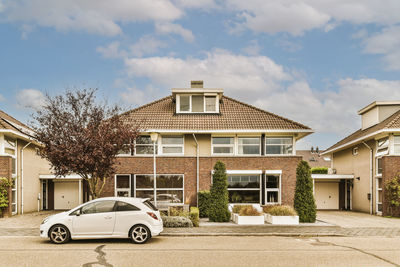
[177,94,218,113]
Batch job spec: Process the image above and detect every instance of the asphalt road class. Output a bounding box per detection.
[0,236,399,267]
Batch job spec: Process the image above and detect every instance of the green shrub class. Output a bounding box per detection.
[161,216,193,228]
[264,205,297,216]
[311,167,328,174]
[385,174,400,217]
[208,161,230,222]
[294,161,316,223]
[189,207,200,227]
[238,206,261,216]
[169,206,188,217]
[232,205,252,214]
[198,191,211,218]
[0,177,11,210]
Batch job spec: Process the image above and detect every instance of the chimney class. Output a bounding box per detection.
[191,80,203,88]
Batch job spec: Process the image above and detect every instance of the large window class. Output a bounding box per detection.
[212,137,234,155]
[265,174,281,204]
[238,137,260,155]
[135,136,157,155]
[227,175,261,203]
[376,157,383,176]
[266,137,293,155]
[161,136,184,154]
[178,95,217,113]
[394,136,400,154]
[134,174,184,207]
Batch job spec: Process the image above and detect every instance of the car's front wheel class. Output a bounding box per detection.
[49,225,70,244]
[130,225,150,244]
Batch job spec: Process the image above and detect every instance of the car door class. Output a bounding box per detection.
[113,201,144,236]
[72,200,116,236]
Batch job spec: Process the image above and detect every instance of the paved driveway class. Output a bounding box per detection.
[317,211,400,228]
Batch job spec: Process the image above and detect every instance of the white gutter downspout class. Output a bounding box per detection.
[362,141,373,215]
[192,134,199,206]
[21,142,32,215]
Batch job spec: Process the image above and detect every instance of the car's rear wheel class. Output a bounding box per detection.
[49,225,70,244]
[130,225,150,244]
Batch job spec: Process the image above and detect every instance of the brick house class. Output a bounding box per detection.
[100,81,313,208]
[322,101,400,216]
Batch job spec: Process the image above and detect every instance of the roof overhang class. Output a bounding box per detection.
[39,174,83,180]
[358,101,400,115]
[321,128,400,155]
[312,174,354,180]
[172,88,224,99]
[0,129,40,145]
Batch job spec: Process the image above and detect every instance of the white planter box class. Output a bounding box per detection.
[264,213,299,225]
[232,213,264,225]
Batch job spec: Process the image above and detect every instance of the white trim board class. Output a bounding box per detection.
[311,174,354,179]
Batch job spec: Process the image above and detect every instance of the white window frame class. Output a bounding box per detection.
[393,135,400,155]
[211,136,235,156]
[376,177,383,215]
[376,157,383,177]
[161,135,184,155]
[237,137,261,156]
[177,94,219,114]
[265,170,282,205]
[226,172,262,204]
[265,137,294,156]
[134,135,157,156]
[114,174,131,197]
[133,174,184,205]
[116,144,132,157]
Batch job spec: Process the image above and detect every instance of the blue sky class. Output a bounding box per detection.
[1,0,400,149]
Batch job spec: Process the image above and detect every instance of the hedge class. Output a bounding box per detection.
[311,167,328,174]
[294,161,317,223]
[198,190,211,218]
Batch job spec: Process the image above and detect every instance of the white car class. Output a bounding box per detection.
[40,197,163,244]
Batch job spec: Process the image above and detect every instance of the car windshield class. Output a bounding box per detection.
[143,200,158,211]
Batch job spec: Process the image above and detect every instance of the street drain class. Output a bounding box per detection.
[82,245,113,267]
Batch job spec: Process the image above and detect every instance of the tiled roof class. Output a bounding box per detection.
[297,150,331,168]
[324,109,400,153]
[0,110,34,137]
[120,95,311,131]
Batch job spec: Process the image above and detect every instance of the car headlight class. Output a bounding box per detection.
[41,218,49,225]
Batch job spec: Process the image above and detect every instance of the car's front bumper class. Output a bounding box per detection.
[39,224,50,238]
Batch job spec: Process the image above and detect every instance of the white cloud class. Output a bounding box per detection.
[0,94,5,102]
[226,0,400,36]
[155,22,195,42]
[16,89,46,110]
[2,0,183,36]
[242,40,261,56]
[124,49,291,94]
[96,41,127,59]
[362,26,400,70]
[130,36,167,57]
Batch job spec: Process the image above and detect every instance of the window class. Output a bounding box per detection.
[115,201,140,211]
[81,200,116,214]
[161,136,184,154]
[238,137,260,155]
[135,136,157,155]
[134,174,184,207]
[178,95,218,113]
[227,175,261,203]
[265,174,280,204]
[376,157,383,176]
[352,147,358,156]
[180,95,190,112]
[376,177,383,214]
[394,136,400,154]
[117,143,131,156]
[11,177,17,214]
[212,137,234,155]
[266,137,293,155]
[115,175,131,197]
[205,96,216,112]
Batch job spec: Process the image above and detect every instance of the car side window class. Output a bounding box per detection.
[81,201,116,214]
[116,201,140,211]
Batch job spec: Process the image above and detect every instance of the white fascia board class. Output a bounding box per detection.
[265,170,282,174]
[211,170,262,174]
[0,129,33,141]
[141,129,314,134]
[39,174,83,179]
[312,174,354,179]
[321,128,400,155]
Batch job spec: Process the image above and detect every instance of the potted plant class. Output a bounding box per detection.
[263,205,299,225]
[232,205,264,225]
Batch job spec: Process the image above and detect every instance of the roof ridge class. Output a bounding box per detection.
[222,95,311,130]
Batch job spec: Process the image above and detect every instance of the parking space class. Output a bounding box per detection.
[317,211,400,228]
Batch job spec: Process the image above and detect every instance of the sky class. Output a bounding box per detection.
[1,0,400,150]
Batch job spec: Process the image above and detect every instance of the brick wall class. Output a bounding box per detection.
[102,156,301,207]
[0,156,12,217]
[382,156,400,217]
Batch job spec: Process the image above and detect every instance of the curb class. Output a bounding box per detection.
[160,232,346,237]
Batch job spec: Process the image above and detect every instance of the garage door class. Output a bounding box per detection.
[54,181,79,210]
[315,182,339,210]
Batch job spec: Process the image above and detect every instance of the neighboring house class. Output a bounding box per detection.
[322,101,400,216]
[99,81,313,208]
[0,110,85,216]
[297,149,331,168]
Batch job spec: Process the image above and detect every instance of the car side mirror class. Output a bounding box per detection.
[76,209,81,216]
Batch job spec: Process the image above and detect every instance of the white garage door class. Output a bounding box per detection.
[54,181,79,210]
[315,182,339,210]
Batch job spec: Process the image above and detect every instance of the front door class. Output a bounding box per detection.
[72,200,116,235]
